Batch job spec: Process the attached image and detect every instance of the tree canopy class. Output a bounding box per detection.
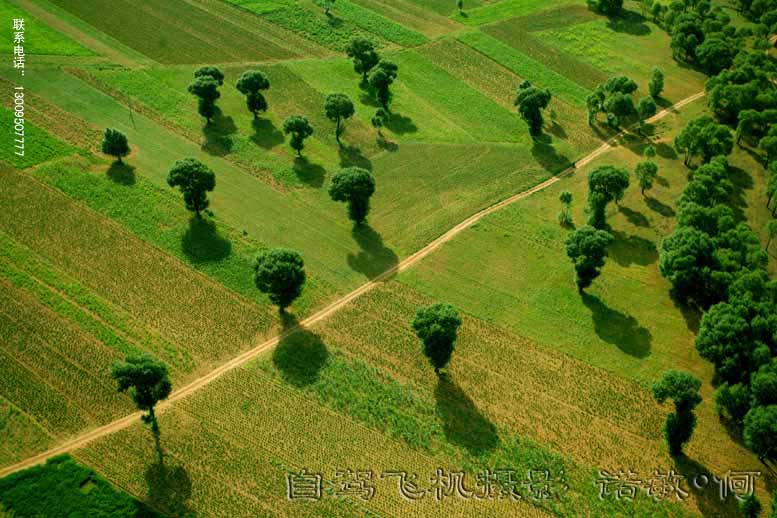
[514,81,552,138]
[328,167,376,224]
[565,226,614,291]
[166,158,216,218]
[253,248,306,311]
[325,93,355,144]
[111,354,172,430]
[236,70,270,118]
[411,303,462,375]
[101,128,129,163]
[652,370,702,455]
[346,37,380,81]
[368,60,399,110]
[282,115,314,157]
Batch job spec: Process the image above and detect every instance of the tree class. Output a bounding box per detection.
[737,109,763,145]
[740,494,763,518]
[767,220,777,249]
[514,81,552,138]
[253,248,306,311]
[744,405,777,459]
[649,68,664,98]
[760,125,777,162]
[565,226,614,291]
[558,190,573,226]
[715,382,751,421]
[325,93,355,145]
[111,354,172,433]
[328,167,376,224]
[188,76,221,123]
[101,128,129,164]
[236,70,270,118]
[346,38,380,82]
[587,0,623,16]
[411,303,461,375]
[323,0,335,15]
[644,144,657,158]
[457,0,464,13]
[166,158,216,218]
[282,115,314,157]
[635,160,658,195]
[637,97,657,134]
[587,76,638,127]
[194,65,224,85]
[652,370,702,455]
[587,165,630,227]
[368,60,398,110]
[371,108,387,138]
[659,227,717,307]
[675,116,733,166]
[696,36,736,75]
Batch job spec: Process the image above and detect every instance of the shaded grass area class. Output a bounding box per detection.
[0,455,158,517]
[0,108,75,168]
[48,0,294,63]
[0,0,93,56]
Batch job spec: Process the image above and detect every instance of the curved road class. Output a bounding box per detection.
[0,90,706,479]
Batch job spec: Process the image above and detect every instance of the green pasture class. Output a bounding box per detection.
[0,0,92,56]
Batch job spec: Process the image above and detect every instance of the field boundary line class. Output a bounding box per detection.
[0,90,706,479]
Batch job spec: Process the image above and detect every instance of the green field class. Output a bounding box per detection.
[1,0,774,516]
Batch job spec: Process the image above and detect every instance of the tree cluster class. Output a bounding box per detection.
[345,38,400,112]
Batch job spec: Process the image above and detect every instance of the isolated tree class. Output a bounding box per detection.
[323,0,335,15]
[282,115,314,157]
[514,81,552,138]
[652,370,702,456]
[236,70,270,118]
[253,248,306,311]
[369,60,398,110]
[559,190,573,226]
[325,93,355,145]
[635,160,658,195]
[328,167,376,224]
[740,493,763,518]
[194,65,224,86]
[166,158,216,218]
[644,144,657,158]
[111,354,172,433]
[565,226,614,291]
[744,405,777,459]
[649,68,665,98]
[638,96,657,133]
[587,0,623,15]
[411,303,462,375]
[587,165,630,227]
[188,76,221,123]
[346,38,380,82]
[101,128,129,164]
[457,0,464,13]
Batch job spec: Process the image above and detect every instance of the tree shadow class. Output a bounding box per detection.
[619,206,650,227]
[107,162,136,185]
[292,156,326,188]
[384,112,418,135]
[671,294,701,333]
[339,144,372,170]
[201,107,237,156]
[181,217,232,263]
[326,13,343,27]
[531,138,571,173]
[673,455,742,518]
[655,142,678,159]
[273,312,328,387]
[377,137,399,152]
[606,10,651,36]
[581,292,652,358]
[250,117,284,149]
[435,374,499,456]
[646,196,676,217]
[655,176,670,188]
[348,224,399,280]
[144,459,195,517]
[608,229,659,266]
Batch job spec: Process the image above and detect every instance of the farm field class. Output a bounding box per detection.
[1,0,777,516]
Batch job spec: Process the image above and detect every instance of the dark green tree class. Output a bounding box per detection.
[587,165,630,227]
[194,65,224,85]
[635,160,658,195]
[325,93,355,145]
[166,158,216,218]
[565,225,614,291]
[637,96,657,133]
[558,190,573,226]
[587,0,623,16]
[696,36,736,75]
[253,248,306,311]
[368,60,399,110]
[101,128,130,164]
[649,68,664,98]
[111,354,172,433]
[514,81,552,138]
[652,370,702,456]
[345,37,380,82]
[411,303,462,375]
[675,116,733,166]
[715,382,751,422]
[236,70,270,118]
[744,405,777,459]
[371,107,387,139]
[282,115,314,157]
[188,76,221,123]
[328,167,376,224]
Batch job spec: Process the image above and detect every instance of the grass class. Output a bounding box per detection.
[457,0,578,26]
[315,0,428,47]
[0,108,75,168]
[0,395,51,467]
[0,0,92,56]
[48,0,295,63]
[0,455,158,517]
[456,31,591,107]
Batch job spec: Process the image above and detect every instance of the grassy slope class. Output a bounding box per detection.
[0,0,92,56]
